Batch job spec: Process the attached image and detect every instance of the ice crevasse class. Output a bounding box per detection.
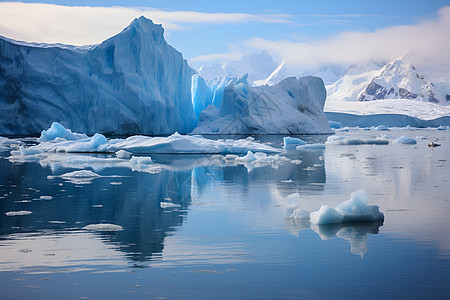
[0,16,332,135]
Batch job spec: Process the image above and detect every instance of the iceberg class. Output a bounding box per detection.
[393,136,417,145]
[283,137,306,150]
[310,189,384,225]
[286,189,384,225]
[192,76,332,134]
[0,16,196,135]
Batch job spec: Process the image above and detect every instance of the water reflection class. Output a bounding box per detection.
[0,144,330,268]
[285,218,384,257]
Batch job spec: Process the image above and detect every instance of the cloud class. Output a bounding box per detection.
[190,52,242,63]
[243,6,450,78]
[0,2,292,45]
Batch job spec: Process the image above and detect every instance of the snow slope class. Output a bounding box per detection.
[327,59,446,104]
[0,16,196,136]
[192,76,332,134]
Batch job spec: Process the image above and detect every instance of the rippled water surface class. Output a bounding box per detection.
[0,130,449,299]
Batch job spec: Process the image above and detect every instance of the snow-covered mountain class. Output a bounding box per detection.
[198,50,278,83]
[0,16,196,135]
[327,59,446,104]
[199,51,346,86]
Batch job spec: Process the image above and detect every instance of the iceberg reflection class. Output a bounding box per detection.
[286,218,384,257]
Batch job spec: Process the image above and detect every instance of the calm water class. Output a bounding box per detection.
[0,130,449,299]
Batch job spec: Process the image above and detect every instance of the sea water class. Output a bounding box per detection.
[0,129,449,299]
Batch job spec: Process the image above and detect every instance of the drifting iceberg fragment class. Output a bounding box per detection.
[5,211,33,216]
[310,205,345,225]
[115,150,132,159]
[393,136,417,145]
[82,224,124,231]
[60,170,102,184]
[160,202,181,208]
[326,136,389,145]
[283,137,306,150]
[310,189,384,224]
[38,122,88,142]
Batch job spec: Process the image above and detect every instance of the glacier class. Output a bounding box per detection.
[0,16,196,135]
[0,16,333,136]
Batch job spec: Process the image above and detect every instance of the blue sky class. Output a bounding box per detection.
[0,1,449,73]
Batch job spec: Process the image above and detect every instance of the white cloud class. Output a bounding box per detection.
[190,52,242,63]
[0,2,292,45]
[243,6,450,79]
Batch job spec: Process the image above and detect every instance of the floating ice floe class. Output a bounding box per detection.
[326,136,389,145]
[5,210,33,216]
[14,123,279,155]
[283,137,306,150]
[285,189,384,225]
[393,136,417,145]
[160,202,182,208]
[328,121,342,129]
[371,125,390,131]
[58,170,102,184]
[296,143,326,150]
[216,151,290,172]
[115,150,132,159]
[82,224,124,231]
[0,137,23,151]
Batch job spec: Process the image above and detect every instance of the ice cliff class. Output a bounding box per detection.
[192,75,332,134]
[0,16,331,135]
[0,16,196,135]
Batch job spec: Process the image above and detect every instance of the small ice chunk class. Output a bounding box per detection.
[130,156,153,165]
[5,210,33,216]
[283,137,306,150]
[291,208,311,219]
[235,151,257,162]
[116,150,132,159]
[296,143,325,150]
[328,121,342,129]
[160,202,181,208]
[393,136,417,145]
[224,154,239,161]
[372,125,390,131]
[11,146,43,156]
[310,205,344,225]
[39,196,53,200]
[38,122,88,142]
[61,170,102,184]
[82,224,124,231]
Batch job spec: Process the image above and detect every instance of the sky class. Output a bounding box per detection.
[0,1,449,79]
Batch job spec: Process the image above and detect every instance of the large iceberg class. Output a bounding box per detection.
[1,16,333,136]
[192,75,332,134]
[0,16,196,135]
